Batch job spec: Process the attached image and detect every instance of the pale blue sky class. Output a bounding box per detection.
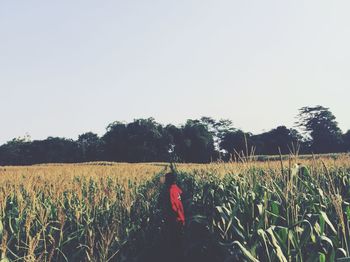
[1,1,349,144]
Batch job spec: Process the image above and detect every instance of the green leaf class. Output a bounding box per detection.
[232,241,259,262]
[346,206,350,222]
[257,229,272,262]
[320,211,337,234]
[288,229,299,249]
[274,226,288,251]
[319,235,334,254]
[336,248,347,259]
[266,227,288,262]
[300,220,313,249]
[319,253,326,262]
[271,201,280,216]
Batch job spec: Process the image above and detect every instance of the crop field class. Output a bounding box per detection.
[1,155,350,261]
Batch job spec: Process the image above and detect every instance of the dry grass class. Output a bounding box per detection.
[1,154,350,185]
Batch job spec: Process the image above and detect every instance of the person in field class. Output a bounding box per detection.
[160,172,185,261]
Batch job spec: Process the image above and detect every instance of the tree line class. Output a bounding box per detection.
[1,106,349,165]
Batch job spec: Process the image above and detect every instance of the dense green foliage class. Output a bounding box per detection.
[297,106,344,153]
[1,160,350,261]
[131,164,350,261]
[1,106,350,165]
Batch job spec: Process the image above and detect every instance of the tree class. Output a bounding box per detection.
[296,106,343,153]
[32,137,80,163]
[0,110,348,165]
[220,130,253,160]
[252,126,302,155]
[102,118,171,162]
[165,124,184,162]
[0,137,80,165]
[102,121,128,161]
[172,119,215,163]
[125,118,170,162]
[0,138,30,165]
[77,132,101,162]
[200,117,235,154]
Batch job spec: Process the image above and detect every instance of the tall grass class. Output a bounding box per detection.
[0,155,350,261]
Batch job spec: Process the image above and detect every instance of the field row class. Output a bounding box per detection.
[0,156,350,261]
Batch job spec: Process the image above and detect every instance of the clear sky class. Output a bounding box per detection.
[1,1,349,144]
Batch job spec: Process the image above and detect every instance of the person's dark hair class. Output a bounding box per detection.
[165,172,177,186]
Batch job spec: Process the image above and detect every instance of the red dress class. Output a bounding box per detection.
[169,184,185,225]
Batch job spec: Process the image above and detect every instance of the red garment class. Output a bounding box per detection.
[169,184,185,225]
